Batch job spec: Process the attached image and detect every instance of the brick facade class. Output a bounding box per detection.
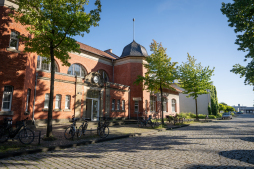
[0,1,181,124]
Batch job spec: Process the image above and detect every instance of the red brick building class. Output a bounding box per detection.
[0,0,181,124]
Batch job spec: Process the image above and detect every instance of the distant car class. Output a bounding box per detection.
[222,112,232,120]
[236,112,243,114]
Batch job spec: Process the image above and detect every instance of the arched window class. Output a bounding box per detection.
[172,99,176,112]
[98,69,109,82]
[67,64,86,77]
[37,56,59,72]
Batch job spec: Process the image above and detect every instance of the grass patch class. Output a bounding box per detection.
[0,144,28,153]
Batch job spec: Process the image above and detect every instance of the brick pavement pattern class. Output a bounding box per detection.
[1,114,254,169]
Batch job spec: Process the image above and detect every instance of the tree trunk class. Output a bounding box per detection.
[160,86,164,125]
[195,98,198,121]
[46,43,55,137]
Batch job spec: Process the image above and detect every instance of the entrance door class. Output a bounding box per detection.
[91,99,99,121]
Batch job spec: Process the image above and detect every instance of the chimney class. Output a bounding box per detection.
[104,49,112,53]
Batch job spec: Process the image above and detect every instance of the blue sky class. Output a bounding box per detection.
[75,0,253,107]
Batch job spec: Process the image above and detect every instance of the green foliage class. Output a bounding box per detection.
[178,53,214,119]
[231,113,235,116]
[216,113,223,118]
[208,115,216,119]
[208,105,212,115]
[10,0,101,137]
[219,103,227,112]
[221,1,254,85]
[134,40,178,125]
[134,39,178,93]
[210,85,219,116]
[219,102,235,112]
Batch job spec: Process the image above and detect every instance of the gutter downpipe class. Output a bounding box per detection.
[112,59,114,83]
[32,72,38,124]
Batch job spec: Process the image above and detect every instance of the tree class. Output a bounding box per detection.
[178,53,214,120]
[226,105,235,112]
[10,0,101,137]
[210,85,219,116]
[219,103,227,113]
[134,40,178,125]
[221,1,254,85]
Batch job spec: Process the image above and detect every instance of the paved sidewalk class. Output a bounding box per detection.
[0,120,191,158]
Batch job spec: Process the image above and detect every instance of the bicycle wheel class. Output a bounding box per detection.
[18,128,34,144]
[149,122,155,128]
[99,127,109,138]
[137,121,144,128]
[0,127,9,143]
[64,127,75,140]
[77,124,87,138]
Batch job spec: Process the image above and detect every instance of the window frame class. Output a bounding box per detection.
[150,95,156,112]
[134,101,139,113]
[98,69,109,82]
[117,99,120,110]
[25,88,31,112]
[67,64,86,77]
[9,30,20,50]
[55,94,61,109]
[44,93,50,109]
[145,100,148,113]
[122,100,125,110]
[1,86,13,111]
[65,95,71,110]
[37,56,59,72]
[112,99,115,111]
[172,99,176,112]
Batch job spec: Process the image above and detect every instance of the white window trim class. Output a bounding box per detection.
[25,89,31,112]
[9,30,19,50]
[67,64,86,77]
[122,100,125,110]
[98,69,109,82]
[65,95,70,109]
[55,94,61,109]
[172,99,176,112]
[112,99,115,111]
[163,97,167,112]
[134,101,139,113]
[37,56,59,72]
[1,86,13,111]
[44,93,50,109]
[150,96,156,112]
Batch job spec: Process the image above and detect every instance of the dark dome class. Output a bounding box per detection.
[120,40,148,57]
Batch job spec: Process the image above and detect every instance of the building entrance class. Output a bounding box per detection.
[86,98,99,121]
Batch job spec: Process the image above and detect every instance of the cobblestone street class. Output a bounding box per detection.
[1,114,254,169]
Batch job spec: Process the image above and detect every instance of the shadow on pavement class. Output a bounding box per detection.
[219,150,254,165]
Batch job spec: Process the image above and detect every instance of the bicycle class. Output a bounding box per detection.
[0,117,34,144]
[64,115,78,140]
[77,118,88,138]
[97,117,109,138]
[137,116,155,128]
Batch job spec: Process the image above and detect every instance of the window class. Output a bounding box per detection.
[150,95,156,112]
[55,94,61,109]
[9,30,19,50]
[117,100,120,110]
[98,69,109,82]
[172,99,176,112]
[122,100,125,110]
[37,56,59,72]
[163,97,167,112]
[44,93,50,109]
[134,101,139,112]
[67,64,86,77]
[65,95,71,109]
[1,86,13,111]
[145,100,148,112]
[112,99,115,111]
[25,89,31,112]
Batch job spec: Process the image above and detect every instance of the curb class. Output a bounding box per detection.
[0,124,191,159]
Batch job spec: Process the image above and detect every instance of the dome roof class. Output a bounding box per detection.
[120,40,148,57]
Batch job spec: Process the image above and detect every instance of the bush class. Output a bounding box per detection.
[179,112,192,119]
[231,113,235,116]
[216,113,222,118]
[190,113,197,118]
[208,115,216,119]
[198,114,206,119]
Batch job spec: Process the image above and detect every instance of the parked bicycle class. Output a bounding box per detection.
[137,116,155,128]
[64,115,78,140]
[0,117,34,144]
[97,117,109,138]
[77,118,88,138]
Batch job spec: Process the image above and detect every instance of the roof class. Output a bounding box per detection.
[77,42,118,60]
[120,40,148,57]
[170,85,182,93]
